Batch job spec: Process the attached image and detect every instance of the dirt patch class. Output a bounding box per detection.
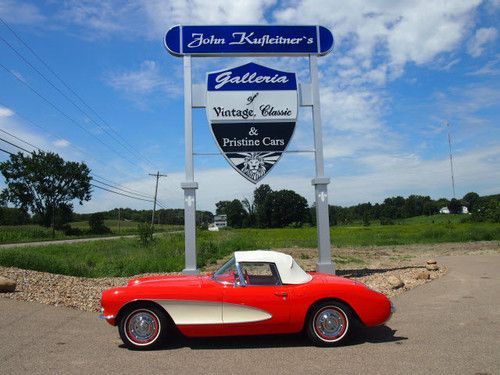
[0,241,497,312]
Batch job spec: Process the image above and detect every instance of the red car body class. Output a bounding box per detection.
[100,251,393,348]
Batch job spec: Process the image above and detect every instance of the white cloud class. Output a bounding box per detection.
[53,139,70,148]
[54,0,142,39]
[328,145,500,205]
[0,0,45,24]
[105,60,181,105]
[467,27,498,57]
[0,106,14,118]
[275,0,480,79]
[141,0,276,36]
[106,61,165,94]
[51,0,276,40]
[321,87,384,132]
[468,54,500,76]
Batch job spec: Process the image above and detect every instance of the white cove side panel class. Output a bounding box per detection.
[156,300,222,325]
[155,300,272,325]
[223,303,272,324]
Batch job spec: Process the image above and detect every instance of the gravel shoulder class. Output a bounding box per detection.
[0,241,498,312]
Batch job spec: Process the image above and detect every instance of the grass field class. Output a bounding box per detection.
[398,214,469,224]
[0,220,498,278]
[0,220,182,244]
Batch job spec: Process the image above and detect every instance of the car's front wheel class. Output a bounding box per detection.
[118,304,168,350]
[306,301,352,346]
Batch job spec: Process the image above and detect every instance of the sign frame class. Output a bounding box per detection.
[165,24,335,276]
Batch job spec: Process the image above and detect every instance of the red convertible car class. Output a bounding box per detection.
[100,250,394,349]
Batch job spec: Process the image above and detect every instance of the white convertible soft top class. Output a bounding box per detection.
[234,250,312,285]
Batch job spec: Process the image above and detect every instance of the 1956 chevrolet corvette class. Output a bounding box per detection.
[100,250,394,349]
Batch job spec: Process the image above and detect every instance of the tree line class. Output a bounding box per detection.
[215,186,500,228]
[73,208,214,227]
[1,151,498,227]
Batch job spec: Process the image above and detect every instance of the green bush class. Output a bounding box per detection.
[137,223,154,246]
[379,217,394,225]
[89,213,111,234]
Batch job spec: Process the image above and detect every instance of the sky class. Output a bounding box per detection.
[0,0,499,214]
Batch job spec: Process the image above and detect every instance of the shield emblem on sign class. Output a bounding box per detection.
[206,63,298,183]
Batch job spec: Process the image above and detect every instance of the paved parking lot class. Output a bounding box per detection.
[1,254,498,375]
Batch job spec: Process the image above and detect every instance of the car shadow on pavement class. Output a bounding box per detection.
[337,266,426,278]
[120,324,406,350]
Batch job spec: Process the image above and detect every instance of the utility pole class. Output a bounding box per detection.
[446,121,456,199]
[117,208,121,233]
[149,172,168,229]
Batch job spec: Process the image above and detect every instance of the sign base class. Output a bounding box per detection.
[316,262,335,274]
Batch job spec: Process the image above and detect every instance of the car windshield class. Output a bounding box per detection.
[212,257,238,284]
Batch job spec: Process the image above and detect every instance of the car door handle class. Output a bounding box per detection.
[274,292,288,297]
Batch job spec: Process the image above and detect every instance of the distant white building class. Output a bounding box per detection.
[213,214,228,228]
[439,206,469,214]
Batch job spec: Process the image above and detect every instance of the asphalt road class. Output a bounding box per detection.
[1,254,498,375]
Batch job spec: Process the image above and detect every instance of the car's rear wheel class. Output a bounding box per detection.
[306,301,352,346]
[118,304,168,350]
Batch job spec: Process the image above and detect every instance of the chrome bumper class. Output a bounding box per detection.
[98,308,114,320]
[389,301,396,319]
[98,314,114,320]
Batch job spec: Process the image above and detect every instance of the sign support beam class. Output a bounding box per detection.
[310,55,334,274]
[182,55,199,275]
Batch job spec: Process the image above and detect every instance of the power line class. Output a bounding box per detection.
[0,147,14,155]
[0,134,160,204]
[90,183,154,203]
[92,178,154,200]
[0,17,159,170]
[0,62,148,171]
[0,127,39,151]
[0,136,32,153]
[0,100,145,182]
[90,172,153,198]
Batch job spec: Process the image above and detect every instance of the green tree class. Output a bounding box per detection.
[447,198,463,214]
[0,151,92,231]
[0,206,30,225]
[462,192,480,213]
[269,189,308,227]
[215,200,231,215]
[241,197,256,227]
[254,184,273,227]
[215,199,247,227]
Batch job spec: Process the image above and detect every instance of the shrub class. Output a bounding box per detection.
[89,213,111,234]
[380,217,394,225]
[137,223,154,246]
[60,224,83,236]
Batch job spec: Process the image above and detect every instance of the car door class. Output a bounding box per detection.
[222,262,290,335]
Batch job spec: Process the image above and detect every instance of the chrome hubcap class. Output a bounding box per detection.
[126,310,159,343]
[314,307,346,340]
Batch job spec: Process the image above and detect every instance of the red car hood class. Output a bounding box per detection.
[309,272,359,286]
[127,275,203,288]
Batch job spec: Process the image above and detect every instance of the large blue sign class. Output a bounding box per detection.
[165,25,333,56]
